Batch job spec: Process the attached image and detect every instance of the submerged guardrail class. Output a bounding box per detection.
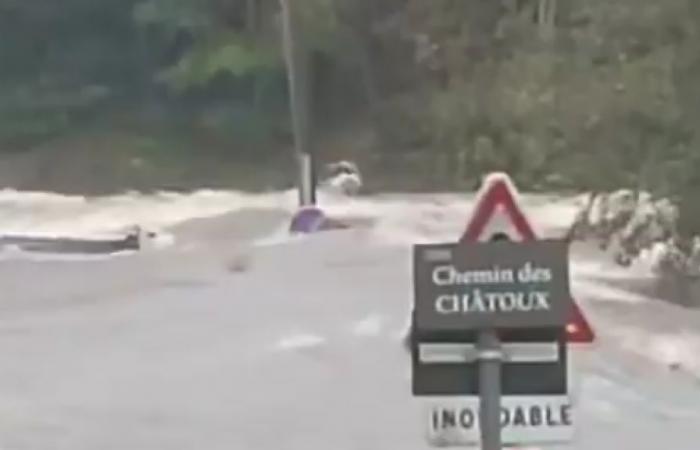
[0,228,144,254]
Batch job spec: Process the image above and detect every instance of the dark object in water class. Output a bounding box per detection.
[289,207,349,234]
[0,229,141,254]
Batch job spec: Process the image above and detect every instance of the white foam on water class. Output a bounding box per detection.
[0,188,299,237]
[603,325,700,380]
[357,193,581,247]
[0,188,298,259]
[0,248,138,262]
[0,183,584,254]
[645,333,700,374]
[572,278,650,304]
[143,232,176,250]
[350,314,385,337]
[273,333,326,351]
[572,275,700,377]
[252,224,301,248]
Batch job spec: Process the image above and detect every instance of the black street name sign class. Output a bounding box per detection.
[411,327,568,396]
[413,240,572,331]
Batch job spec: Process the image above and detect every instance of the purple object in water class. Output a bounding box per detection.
[289,207,327,234]
[289,207,349,234]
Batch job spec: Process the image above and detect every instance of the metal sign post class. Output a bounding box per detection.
[479,232,506,450]
[478,328,502,450]
[280,0,316,207]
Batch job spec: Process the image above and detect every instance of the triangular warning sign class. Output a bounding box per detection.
[460,173,595,343]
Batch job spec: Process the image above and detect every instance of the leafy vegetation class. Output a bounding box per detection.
[2,0,700,225]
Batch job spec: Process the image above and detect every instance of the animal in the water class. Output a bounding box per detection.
[321,160,363,196]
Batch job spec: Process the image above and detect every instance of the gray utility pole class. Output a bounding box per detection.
[478,329,503,450]
[280,0,316,206]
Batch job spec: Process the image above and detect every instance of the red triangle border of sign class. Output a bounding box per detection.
[460,175,595,344]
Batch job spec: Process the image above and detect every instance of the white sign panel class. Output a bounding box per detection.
[425,396,574,446]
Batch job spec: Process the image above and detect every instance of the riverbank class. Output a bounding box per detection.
[0,130,296,195]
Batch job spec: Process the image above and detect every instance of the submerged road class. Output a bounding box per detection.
[0,195,696,449]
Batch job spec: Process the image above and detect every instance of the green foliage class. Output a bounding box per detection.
[133,0,210,32]
[157,36,281,92]
[382,0,698,195]
[134,0,283,93]
[4,0,700,217]
[299,0,342,53]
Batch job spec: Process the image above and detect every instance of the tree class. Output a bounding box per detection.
[670,0,700,239]
[133,0,282,93]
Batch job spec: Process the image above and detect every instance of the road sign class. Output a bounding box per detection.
[412,327,568,397]
[411,172,588,448]
[425,396,574,446]
[459,172,594,343]
[413,240,572,330]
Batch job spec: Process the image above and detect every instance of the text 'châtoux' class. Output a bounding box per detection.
[413,240,572,330]
[432,262,551,314]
